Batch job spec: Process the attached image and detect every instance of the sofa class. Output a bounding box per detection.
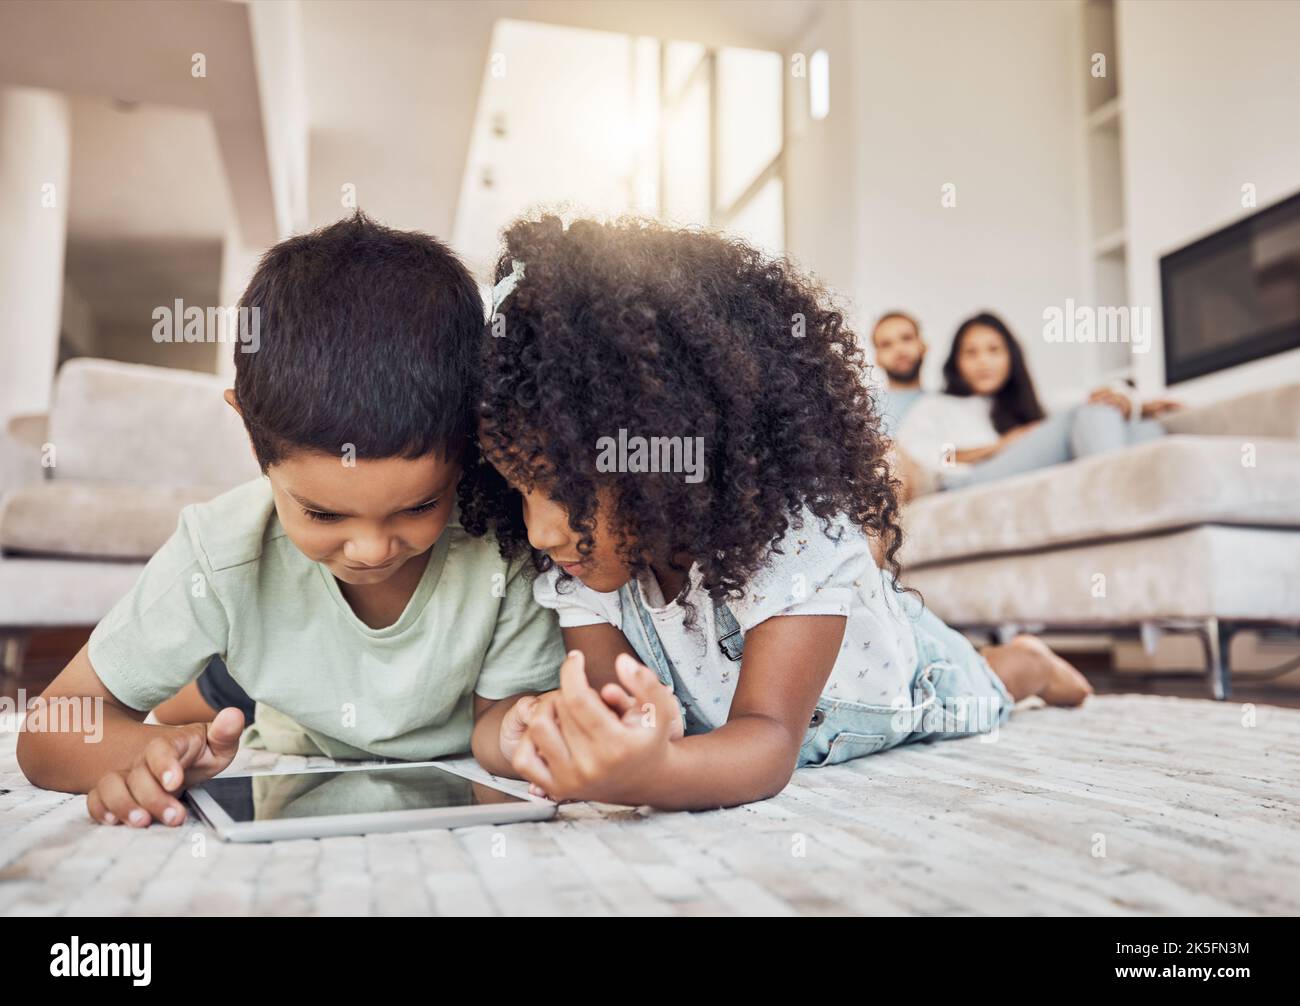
[898,382,1300,699]
[3,359,1299,702]
[0,358,257,674]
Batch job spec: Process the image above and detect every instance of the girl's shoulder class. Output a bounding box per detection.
[725,508,884,632]
[762,507,872,563]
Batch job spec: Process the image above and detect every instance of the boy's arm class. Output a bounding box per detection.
[469,693,535,777]
[17,644,152,792]
[16,644,242,799]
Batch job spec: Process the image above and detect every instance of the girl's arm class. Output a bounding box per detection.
[630,614,845,809]
[470,624,635,777]
[560,622,640,688]
[516,615,845,811]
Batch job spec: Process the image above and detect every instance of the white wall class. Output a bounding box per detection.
[0,88,69,425]
[249,0,309,239]
[60,280,96,358]
[786,1,1088,402]
[300,1,494,236]
[785,2,863,315]
[1119,0,1300,404]
[216,228,263,384]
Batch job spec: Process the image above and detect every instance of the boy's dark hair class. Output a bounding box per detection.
[233,211,483,469]
[464,215,907,619]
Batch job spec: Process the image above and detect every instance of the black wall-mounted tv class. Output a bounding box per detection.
[1160,190,1300,384]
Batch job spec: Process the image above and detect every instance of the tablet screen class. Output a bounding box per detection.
[198,764,524,823]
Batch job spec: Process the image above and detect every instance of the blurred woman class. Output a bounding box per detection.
[896,312,1177,491]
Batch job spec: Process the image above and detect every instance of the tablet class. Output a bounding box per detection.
[185,760,556,842]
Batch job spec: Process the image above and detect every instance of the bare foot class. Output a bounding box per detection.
[981,635,1094,706]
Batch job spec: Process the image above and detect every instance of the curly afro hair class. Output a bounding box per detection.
[461,215,906,620]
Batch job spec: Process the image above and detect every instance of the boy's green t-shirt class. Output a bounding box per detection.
[88,478,564,760]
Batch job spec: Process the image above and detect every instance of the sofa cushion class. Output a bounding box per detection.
[46,358,258,488]
[0,482,230,561]
[900,435,1300,568]
[1161,381,1300,439]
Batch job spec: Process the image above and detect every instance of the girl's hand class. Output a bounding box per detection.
[512,651,677,805]
[525,678,684,740]
[597,678,685,738]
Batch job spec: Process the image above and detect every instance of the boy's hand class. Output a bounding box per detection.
[512,651,679,804]
[499,692,548,763]
[86,707,245,828]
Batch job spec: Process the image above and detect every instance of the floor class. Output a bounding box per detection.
[3,692,1298,916]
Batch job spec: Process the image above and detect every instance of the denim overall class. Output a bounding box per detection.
[617,580,1014,768]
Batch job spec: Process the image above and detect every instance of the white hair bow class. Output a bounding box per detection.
[490,259,526,317]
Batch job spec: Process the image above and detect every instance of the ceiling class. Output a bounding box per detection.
[0,0,822,246]
[0,0,276,246]
[66,97,229,242]
[0,0,823,368]
[296,0,820,255]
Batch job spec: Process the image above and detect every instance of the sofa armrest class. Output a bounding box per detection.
[1160,381,1300,439]
[0,430,43,497]
[47,357,259,487]
[6,413,48,450]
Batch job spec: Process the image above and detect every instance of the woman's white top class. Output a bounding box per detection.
[894,393,999,472]
[532,509,918,731]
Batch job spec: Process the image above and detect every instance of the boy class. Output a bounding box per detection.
[17,213,564,828]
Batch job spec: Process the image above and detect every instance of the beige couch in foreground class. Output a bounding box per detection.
[899,382,1300,699]
[0,358,257,673]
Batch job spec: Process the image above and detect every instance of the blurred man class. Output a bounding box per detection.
[871,310,927,438]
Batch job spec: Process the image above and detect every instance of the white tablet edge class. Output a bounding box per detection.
[185,759,555,842]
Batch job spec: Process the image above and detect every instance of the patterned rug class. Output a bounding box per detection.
[2,693,1297,916]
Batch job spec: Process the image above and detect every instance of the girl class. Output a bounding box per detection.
[896,312,1178,491]
[464,217,1092,811]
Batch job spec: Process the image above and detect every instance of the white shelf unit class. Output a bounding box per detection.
[1080,0,1133,384]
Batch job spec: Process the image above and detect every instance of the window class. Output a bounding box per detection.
[454,22,786,274]
[660,41,786,255]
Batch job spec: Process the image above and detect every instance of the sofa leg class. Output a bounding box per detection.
[1198,618,1234,701]
[1,630,30,680]
[995,623,1022,644]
